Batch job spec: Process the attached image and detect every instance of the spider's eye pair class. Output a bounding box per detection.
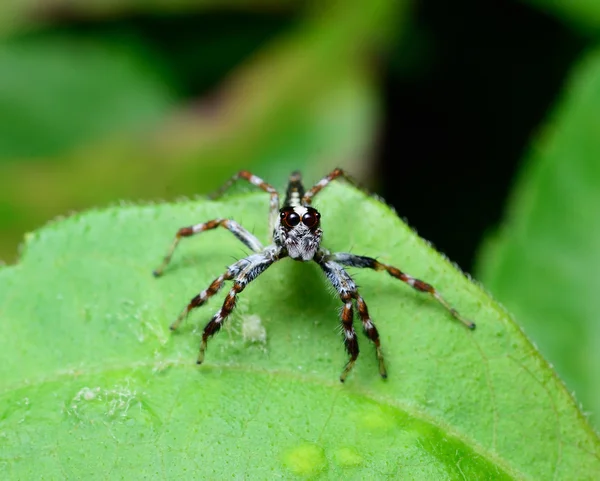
[282,211,300,227]
[302,209,320,228]
[280,208,320,228]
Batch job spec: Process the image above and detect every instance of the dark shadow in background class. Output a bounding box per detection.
[379,0,586,272]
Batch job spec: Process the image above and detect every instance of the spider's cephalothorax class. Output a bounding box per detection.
[153,169,476,382]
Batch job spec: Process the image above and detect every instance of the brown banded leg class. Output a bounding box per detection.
[327,253,476,329]
[355,295,387,378]
[197,281,243,364]
[315,255,368,382]
[153,218,263,277]
[209,170,280,235]
[302,168,362,204]
[170,269,235,330]
[196,248,281,365]
[339,294,359,383]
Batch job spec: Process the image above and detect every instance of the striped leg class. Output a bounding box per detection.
[169,269,234,330]
[197,249,281,364]
[317,257,384,382]
[327,253,476,329]
[302,168,361,204]
[338,292,359,383]
[153,219,263,277]
[355,295,387,378]
[209,170,280,235]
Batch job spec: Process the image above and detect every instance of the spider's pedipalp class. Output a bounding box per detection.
[326,252,476,330]
[153,219,263,277]
[209,170,280,236]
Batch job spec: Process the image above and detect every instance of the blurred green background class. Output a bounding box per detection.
[1,0,600,431]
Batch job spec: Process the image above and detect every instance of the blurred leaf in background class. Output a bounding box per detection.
[525,0,600,33]
[477,48,600,430]
[0,33,176,159]
[0,0,404,263]
[476,0,600,432]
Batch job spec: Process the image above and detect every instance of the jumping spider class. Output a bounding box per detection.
[153,169,475,382]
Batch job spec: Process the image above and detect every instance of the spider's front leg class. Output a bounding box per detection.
[196,247,283,364]
[153,219,263,277]
[316,256,386,382]
[169,267,236,331]
[326,253,476,329]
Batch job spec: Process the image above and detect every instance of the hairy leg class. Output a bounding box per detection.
[169,269,234,330]
[326,252,476,329]
[153,219,263,277]
[197,247,283,364]
[317,256,386,382]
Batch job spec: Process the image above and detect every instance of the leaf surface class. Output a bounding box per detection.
[477,48,600,431]
[1,183,598,479]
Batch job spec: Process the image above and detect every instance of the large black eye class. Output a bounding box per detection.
[302,209,320,228]
[281,210,300,227]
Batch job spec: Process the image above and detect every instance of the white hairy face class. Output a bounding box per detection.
[276,205,322,261]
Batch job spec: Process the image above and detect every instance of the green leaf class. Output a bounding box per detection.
[1,182,598,478]
[477,48,600,431]
[0,34,175,160]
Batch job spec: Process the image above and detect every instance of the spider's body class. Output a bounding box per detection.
[153,169,475,382]
[275,205,322,261]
